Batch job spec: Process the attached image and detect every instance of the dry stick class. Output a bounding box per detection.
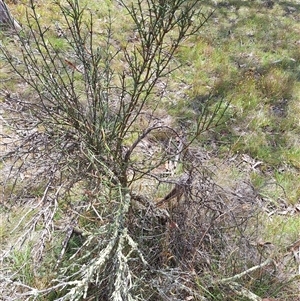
[226,282,263,301]
[216,257,273,284]
[0,0,21,31]
[213,258,274,301]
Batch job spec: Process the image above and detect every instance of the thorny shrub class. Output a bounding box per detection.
[0,1,296,300]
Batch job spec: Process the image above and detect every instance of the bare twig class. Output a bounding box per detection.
[217,258,274,284]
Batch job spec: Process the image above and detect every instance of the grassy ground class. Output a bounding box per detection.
[171,0,300,203]
[1,0,300,300]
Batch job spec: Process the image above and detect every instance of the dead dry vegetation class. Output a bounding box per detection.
[0,0,300,300]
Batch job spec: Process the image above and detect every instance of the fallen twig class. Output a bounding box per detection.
[216,257,273,284]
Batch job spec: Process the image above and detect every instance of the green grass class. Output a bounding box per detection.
[8,245,35,285]
[261,214,300,247]
[169,0,300,197]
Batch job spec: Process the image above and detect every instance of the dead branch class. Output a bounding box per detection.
[217,257,274,284]
[212,258,274,301]
[227,282,263,301]
[0,0,21,31]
